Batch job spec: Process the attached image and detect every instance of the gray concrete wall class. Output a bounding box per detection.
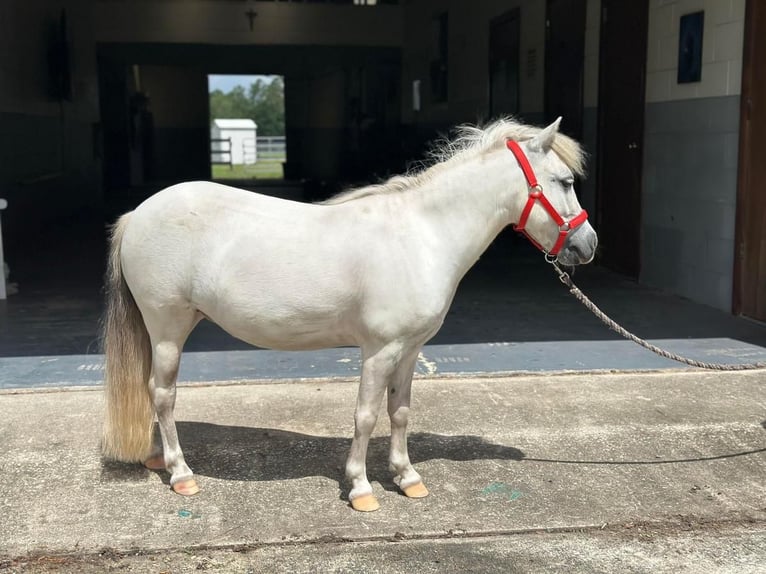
[641,96,740,311]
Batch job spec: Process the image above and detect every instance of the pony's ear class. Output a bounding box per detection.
[528,117,562,153]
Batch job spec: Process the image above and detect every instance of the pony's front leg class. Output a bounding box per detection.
[147,339,198,496]
[345,345,400,512]
[388,351,428,499]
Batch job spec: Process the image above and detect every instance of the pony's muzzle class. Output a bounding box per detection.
[557,222,598,266]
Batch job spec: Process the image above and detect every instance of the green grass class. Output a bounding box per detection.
[212,158,285,180]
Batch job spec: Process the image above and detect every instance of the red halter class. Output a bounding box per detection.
[506,139,589,257]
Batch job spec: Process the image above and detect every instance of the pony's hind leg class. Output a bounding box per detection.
[143,307,201,495]
[388,350,428,499]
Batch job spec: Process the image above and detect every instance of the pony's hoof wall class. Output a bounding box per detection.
[143,454,165,470]
[350,494,380,512]
[172,479,200,496]
[402,482,429,499]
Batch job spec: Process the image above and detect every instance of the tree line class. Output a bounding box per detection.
[210,76,284,136]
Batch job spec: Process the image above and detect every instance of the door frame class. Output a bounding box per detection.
[733,0,762,317]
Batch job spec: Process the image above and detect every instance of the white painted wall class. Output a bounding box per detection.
[645,0,745,102]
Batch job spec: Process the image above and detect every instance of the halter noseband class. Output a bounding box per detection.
[506,139,589,258]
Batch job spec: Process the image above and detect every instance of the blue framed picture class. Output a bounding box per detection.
[678,11,704,83]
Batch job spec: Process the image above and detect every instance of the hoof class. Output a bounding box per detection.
[350,493,380,512]
[172,479,200,496]
[402,481,429,499]
[143,454,165,470]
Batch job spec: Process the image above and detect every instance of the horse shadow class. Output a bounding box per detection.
[100,422,525,497]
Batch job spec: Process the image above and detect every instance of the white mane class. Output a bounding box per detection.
[322,117,587,205]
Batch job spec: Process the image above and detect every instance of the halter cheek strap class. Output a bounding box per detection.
[506,139,589,257]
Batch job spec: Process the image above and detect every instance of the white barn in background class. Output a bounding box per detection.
[211,118,257,165]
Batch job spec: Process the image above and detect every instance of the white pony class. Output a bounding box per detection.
[101,117,597,511]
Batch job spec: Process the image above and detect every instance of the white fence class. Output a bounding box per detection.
[257,136,286,158]
[210,138,233,166]
[211,136,285,168]
[242,138,257,164]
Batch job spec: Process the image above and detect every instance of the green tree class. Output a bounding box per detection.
[210,85,250,118]
[210,77,284,136]
[250,77,284,136]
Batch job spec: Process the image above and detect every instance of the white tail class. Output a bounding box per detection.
[101,214,154,462]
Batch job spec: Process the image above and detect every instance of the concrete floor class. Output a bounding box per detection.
[2,371,766,572]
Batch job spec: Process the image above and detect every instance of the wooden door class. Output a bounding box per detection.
[489,9,520,117]
[545,0,586,139]
[734,0,766,320]
[596,0,649,277]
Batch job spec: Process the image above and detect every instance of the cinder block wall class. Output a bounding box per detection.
[642,0,745,311]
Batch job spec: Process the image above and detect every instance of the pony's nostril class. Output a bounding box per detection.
[571,243,585,260]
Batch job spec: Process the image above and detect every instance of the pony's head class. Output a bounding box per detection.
[509,118,598,266]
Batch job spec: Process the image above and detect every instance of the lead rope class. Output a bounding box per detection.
[548,259,766,371]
